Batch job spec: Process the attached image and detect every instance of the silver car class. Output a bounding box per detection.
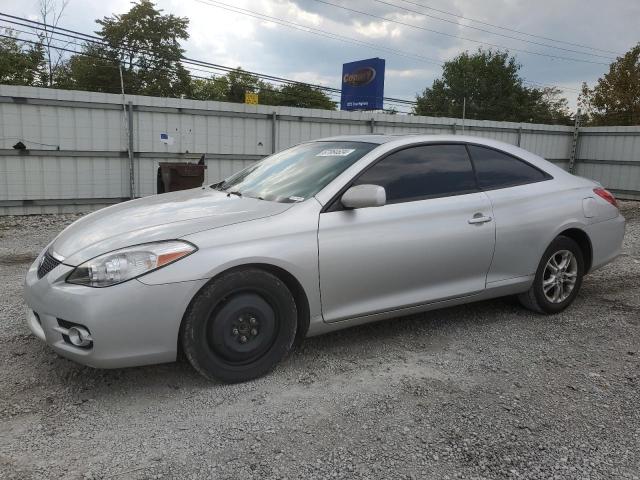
[24,135,625,382]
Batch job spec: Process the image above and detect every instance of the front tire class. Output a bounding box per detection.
[180,268,297,383]
[518,235,585,314]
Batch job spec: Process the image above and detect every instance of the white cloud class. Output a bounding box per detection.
[386,68,437,79]
[287,71,335,86]
[353,20,402,39]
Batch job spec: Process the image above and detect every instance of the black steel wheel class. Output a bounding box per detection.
[180,268,297,383]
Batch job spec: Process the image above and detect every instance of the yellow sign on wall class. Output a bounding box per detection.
[245,92,259,105]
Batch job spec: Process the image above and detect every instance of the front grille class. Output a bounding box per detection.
[37,252,61,279]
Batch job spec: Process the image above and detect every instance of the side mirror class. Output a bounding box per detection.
[341,184,386,209]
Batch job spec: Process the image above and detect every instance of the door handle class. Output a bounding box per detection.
[468,214,492,224]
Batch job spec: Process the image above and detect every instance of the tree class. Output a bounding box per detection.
[0,29,46,86]
[276,83,336,110]
[54,45,123,94]
[190,68,336,109]
[414,48,571,124]
[191,76,228,102]
[523,87,572,125]
[38,0,69,86]
[191,68,274,103]
[579,43,640,126]
[223,68,266,103]
[95,0,191,97]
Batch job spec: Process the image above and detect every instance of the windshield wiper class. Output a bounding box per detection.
[227,190,242,198]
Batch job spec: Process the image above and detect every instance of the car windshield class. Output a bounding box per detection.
[213,141,378,203]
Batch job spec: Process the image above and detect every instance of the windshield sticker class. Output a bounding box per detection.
[289,196,305,202]
[316,148,355,157]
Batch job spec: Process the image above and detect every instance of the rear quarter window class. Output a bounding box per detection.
[467,145,550,190]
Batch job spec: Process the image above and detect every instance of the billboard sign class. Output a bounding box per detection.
[340,58,385,111]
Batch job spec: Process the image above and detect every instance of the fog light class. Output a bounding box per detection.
[67,326,92,347]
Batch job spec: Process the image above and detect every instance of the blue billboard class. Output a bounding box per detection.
[340,58,385,111]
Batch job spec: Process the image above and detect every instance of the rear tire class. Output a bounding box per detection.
[518,235,584,314]
[180,268,297,383]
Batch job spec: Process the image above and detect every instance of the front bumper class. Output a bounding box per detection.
[23,256,207,369]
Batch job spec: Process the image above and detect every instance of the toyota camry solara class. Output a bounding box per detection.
[24,135,625,382]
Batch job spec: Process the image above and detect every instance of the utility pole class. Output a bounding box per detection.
[119,62,135,199]
[462,97,466,134]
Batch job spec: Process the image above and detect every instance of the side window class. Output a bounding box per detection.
[353,144,477,204]
[468,145,549,190]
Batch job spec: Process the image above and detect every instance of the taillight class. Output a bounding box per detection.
[593,187,618,208]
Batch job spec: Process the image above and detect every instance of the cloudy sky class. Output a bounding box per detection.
[2,0,638,112]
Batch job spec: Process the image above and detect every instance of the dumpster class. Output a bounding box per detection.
[157,162,207,193]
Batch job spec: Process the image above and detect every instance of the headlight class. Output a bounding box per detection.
[66,240,196,287]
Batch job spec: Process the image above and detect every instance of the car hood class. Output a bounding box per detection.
[52,187,292,265]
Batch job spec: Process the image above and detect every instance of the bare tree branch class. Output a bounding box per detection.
[37,0,69,86]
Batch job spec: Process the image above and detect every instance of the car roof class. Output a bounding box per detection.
[313,134,572,180]
[315,134,402,144]
[314,133,508,146]
[313,134,539,157]
[313,133,513,146]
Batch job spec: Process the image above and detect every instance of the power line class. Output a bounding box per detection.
[310,0,610,65]
[0,24,424,114]
[0,16,100,46]
[1,8,435,69]
[395,0,623,56]
[0,11,584,111]
[0,14,580,106]
[0,18,342,99]
[191,0,442,66]
[0,13,420,106]
[0,31,346,104]
[189,0,585,94]
[522,78,581,94]
[369,0,615,60]
[0,29,418,113]
[6,31,569,120]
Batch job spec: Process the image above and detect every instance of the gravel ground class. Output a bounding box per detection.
[0,203,639,480]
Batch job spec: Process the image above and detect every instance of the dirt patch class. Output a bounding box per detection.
[0,253,37,266]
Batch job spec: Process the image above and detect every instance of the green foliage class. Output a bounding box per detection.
[191,68,277,104]
[414,49,571,124]
[54,45,123,93]
[0,29,46,86]
[95,0,190,97]
[191,68,336,110]
[579,43,640,126]
[191,76,228,102]
[523,87,572,125]
[276,83,336,109]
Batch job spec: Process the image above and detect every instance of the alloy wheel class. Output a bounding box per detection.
[542,250,578,304]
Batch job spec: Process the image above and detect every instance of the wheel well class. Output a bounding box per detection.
[559,228,593,273]
[183,263,310,344]
[246,263,311,344]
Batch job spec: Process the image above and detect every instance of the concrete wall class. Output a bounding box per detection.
[1,85,638,214]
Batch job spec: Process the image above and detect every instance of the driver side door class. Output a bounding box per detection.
[318,143,496,323]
